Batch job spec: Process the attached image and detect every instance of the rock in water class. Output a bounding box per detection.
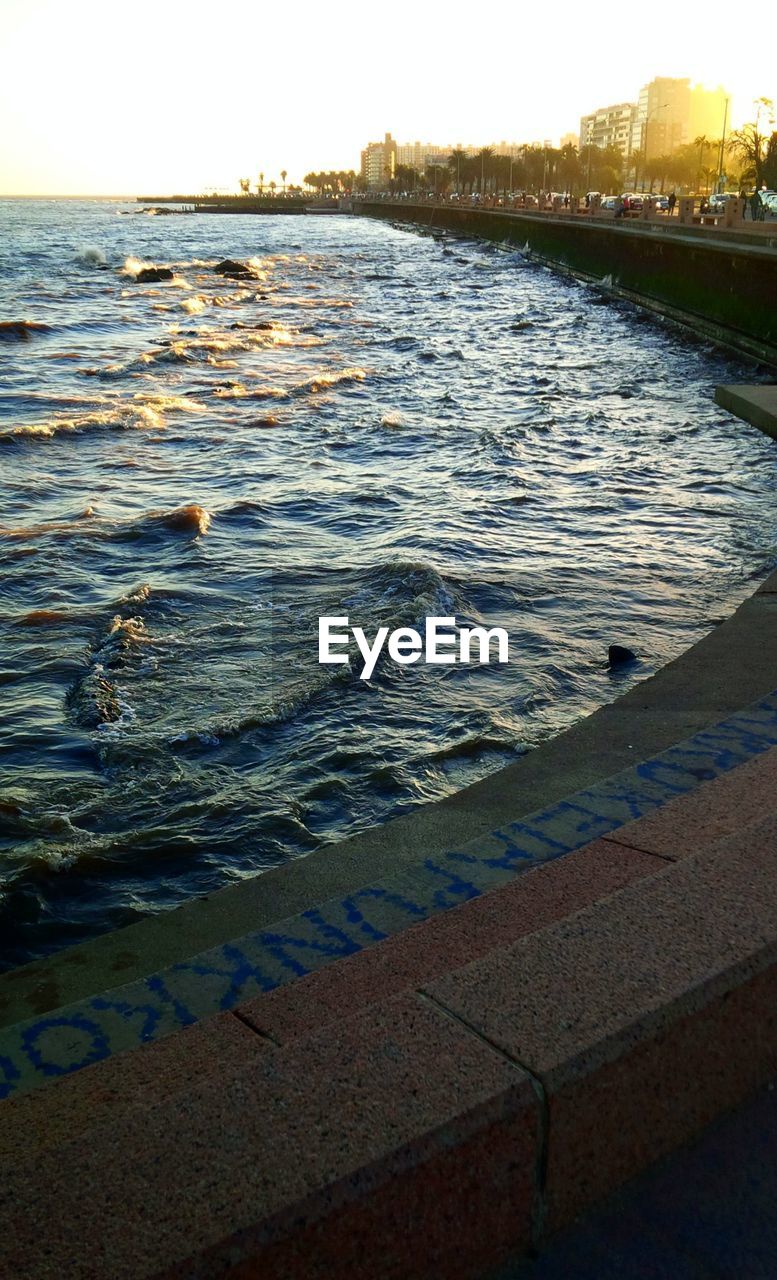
[213,259,253,277]
[134,267,174,282]
[608,644,637,667]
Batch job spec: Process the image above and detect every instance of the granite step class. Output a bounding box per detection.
[3,811,777,1276]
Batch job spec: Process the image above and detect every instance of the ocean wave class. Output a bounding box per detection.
[345,558,458,626]
[0,320,50,342]
[0,393,201,442]
[293,367,368,395]
[68,615,148,729]
[209,366,368,403]
[89,327,305,377]
[180,296,207,315]
[15,609,73,627]
[104,505,212,541]
[153,503,211,535]
[212,382,288,401]
[1,509,99,540]
[428,734,521,763]
[168,664,351,747]
[121,255,153,276]
[76,247,107,267]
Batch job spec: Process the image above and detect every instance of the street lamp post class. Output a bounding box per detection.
[716,97,730,194]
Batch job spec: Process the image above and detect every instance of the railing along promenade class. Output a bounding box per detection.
[354,191,777,239]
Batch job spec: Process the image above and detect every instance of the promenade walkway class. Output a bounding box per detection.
[2,572,777,1277]
[511,1081,777,1279]
[363,193,777,238]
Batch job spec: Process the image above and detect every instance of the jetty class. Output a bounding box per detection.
[135,194,346,215]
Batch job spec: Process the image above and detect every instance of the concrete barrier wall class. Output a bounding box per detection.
[356,202,777,368]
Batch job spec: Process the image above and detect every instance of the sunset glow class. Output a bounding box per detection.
[0,0,773,195]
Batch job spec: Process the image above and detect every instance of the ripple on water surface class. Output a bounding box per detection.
[0,198,776,970]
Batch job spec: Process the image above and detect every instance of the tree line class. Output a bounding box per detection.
[302,170,358,196]
[382,99,777,197]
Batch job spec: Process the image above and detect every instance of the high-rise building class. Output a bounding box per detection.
[579,103,637,159]
[395,141,440,170]
[360,133,397,188]
[487,140,526,157]
[630,78,728,160]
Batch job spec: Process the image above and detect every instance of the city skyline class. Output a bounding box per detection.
[0,0,773,195]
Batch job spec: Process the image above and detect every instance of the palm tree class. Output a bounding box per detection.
[729,98,775,188]
[557,144,580,198]
[474,147,494,194]
[281,169,287,194]
[269,180,277,196]
[448,149,467,194]
[693,136,711,192]
[258,171,264,195]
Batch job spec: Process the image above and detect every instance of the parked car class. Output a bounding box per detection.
[601,195,619,210]
[709,193,739,211]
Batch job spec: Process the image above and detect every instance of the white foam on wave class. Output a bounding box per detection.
[122,256,153,276]
[295,367,367,395]
[0,392,202,442]
[180,296,207,315]
[77,247,107,267]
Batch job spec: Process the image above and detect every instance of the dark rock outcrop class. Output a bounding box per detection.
[608,644,637,667]
[134,267,174,283]
[213,259,253,278]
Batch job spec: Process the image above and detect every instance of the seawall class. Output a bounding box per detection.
[355,201,777,368]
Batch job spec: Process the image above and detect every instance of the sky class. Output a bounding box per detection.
[0,0,774,195]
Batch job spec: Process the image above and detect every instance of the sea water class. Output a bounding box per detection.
[1,198,775,969]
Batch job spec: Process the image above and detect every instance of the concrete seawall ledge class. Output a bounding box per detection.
[715,384,777,439]
[3,726,777,1274]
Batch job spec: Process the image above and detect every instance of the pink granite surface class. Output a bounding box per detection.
[3,751,777,1276]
